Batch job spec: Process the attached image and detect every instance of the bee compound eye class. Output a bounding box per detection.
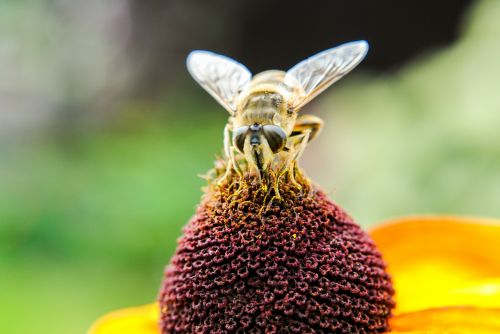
[232,126,248,153]
[262,125,287,153]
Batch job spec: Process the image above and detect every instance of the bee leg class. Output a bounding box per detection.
[284,115,323,188]
[291,130,310,162]
[287,161,300,189]
[291,114,324,143]
[218,160,232,186]
[264,168,281,201]
[290,131,310,188]
[220,148,244,185]
[218,124,240,185]
[278,130,311,190]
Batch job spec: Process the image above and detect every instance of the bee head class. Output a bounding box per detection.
[233,124,286,154]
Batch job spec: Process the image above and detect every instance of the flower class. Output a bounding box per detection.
[88,177,500,333]
[159,179,394,333]
[88,215,500,333]
[371,216,500,333]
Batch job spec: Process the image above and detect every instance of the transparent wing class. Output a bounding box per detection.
[187,50,252,113]
[285,40,369,110]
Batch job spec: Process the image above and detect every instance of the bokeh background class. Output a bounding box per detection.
[1,0,500,333]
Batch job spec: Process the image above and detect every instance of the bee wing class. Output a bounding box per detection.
[187,50,252,114]
[285,40,369,110]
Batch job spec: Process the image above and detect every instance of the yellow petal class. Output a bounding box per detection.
[87,304,500,334]
[390,307,500,333]
[370,216,500,314]
[87,303,159,334]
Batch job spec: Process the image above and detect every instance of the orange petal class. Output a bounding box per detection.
[390,307,500,333]
[370,216,500,314]
[87,303,159,334]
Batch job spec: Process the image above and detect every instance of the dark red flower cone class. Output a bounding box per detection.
[159,173,395,333]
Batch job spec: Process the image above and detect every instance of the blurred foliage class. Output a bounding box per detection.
[0,98,227,333]
[310,0,500,224]
[1,1,500,334]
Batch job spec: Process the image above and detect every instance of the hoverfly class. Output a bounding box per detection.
[187,41,368,183]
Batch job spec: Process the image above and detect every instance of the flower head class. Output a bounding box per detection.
[88,215,500,333]
[159,176,394,333]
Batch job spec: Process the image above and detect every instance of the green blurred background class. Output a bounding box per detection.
[1,0,499,333]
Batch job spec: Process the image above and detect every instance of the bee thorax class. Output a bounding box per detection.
[241,108,278,125]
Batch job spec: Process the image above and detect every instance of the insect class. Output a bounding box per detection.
[187,41,368,184]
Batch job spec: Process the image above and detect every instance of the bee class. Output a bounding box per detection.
[187,41,368,184]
